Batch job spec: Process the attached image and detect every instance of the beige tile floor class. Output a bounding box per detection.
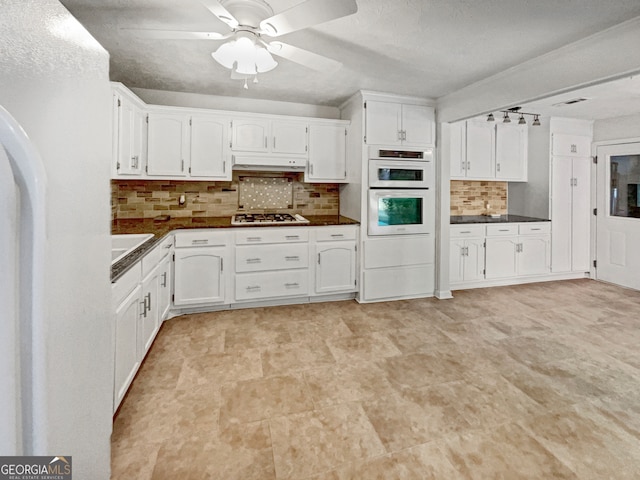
[111,279,640,479]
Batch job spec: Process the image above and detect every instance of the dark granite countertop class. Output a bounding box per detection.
[111,215,359,282]
[450,214,550,224]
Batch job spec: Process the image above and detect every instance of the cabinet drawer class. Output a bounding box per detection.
[142,235,173,277]
[236,243,309,272]
[315,226,358,242]
[519,223,550,235]
[450,224,485,238]
[235,270,309,300]
[363,265,434,301]
[486,224,518,236]
[235,228,308,244]
[175,230,228,248]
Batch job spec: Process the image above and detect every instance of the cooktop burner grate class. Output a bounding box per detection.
[231,213,310,225]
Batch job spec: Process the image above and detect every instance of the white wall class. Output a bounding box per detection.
[594,113,640,142]
[133,87,341,119]
[0,1,112,478]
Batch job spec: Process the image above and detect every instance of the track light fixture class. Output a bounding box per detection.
[486,107,541,126]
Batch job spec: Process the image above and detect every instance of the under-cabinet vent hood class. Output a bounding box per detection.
[232,154,306,172]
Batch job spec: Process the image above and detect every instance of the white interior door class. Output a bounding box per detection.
[596,142,640,290]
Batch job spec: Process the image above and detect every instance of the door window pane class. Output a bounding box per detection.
[610,154,640,218]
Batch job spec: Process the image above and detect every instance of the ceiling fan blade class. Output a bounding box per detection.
[259,0,357,37]
[265,41,342,72]
[200,0,240,28]
[124,28,231,40]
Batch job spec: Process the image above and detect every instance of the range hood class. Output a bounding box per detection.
[232,154,306,172]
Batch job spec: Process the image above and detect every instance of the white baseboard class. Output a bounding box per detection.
[450,271,589,291]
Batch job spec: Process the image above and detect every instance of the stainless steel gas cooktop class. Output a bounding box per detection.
[231,213,310,225]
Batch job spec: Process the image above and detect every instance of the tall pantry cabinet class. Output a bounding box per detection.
[508,117,593,276]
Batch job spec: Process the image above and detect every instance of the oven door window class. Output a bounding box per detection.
[378,197,423,226]
[378,167,424,182]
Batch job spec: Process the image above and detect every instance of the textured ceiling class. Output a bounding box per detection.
[60,0,640,107]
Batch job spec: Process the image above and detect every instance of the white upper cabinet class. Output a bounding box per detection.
[231,118,308,155]
[496,123,528,181]
[113,87,146,177]
[465,120,495,179]
[365,100,435,147]
[450,119,527,181]
[552,134,591,157]
[147,112,190,177]
[190,114,230,180]
[306,123,347,183]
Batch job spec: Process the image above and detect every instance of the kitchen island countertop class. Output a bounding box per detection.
[111,215,359,282]
[450,214,550,224]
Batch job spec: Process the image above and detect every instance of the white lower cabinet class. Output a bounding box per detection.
[113,282,141,413]
[158,254,172,319]
[485,223,551,279]
[174,231,228,306]
[314,226,358,294]
[139,262,161,354]
[234,228,309,302]
[450,237,486,284]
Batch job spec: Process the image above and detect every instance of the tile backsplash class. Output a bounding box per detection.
[111,172,339,220]
[450,180,507,216]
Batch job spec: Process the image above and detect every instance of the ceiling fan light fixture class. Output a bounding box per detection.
[533,115,541,126]
[518,114,526,125]
[503,112,511,123]
[487,113,495,122]
[212,32,277,80]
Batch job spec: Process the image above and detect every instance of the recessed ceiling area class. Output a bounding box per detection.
[59,0,640,107]
[515,75,640,121]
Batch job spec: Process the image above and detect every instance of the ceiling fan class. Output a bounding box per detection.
[129,0,358,88]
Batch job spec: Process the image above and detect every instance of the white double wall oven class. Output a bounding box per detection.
[367,146,435,236]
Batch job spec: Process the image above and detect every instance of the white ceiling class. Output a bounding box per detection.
[60,0,640,107]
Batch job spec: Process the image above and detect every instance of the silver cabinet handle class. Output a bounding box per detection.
[247,237,262,242]
[285,235,300,240]
[461,161,465,172]
[145,292,151,312]
[140,300,147,318]
[467,161,471,171]
[273,137,276,149]
[310,163,314,175]
[397,130,402,141]
[530,228,541,231]
[571,144,577,153]
[192,239,208,245]
[498,229,510,232]
[181,159,184,171]
[330,234,344,238]
[246,285,261,292]
[164,243,173,249]
[284,283,300,288]
[246,258,262,264]
[223,160,226,173]
[161,272,167,287]
[264,137,268,148]
[285,256,299,261]
[460,231,471,234]
[317,253,321,264]
[497,163,501,172]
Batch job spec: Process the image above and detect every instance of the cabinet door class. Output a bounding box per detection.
[174,247,226,305]
[496,123,527,181]
[190,115,230,179]
[449,239,466,284]
[552,134,591,157]
[519,236,551,275]
[307,124,347,182]
[315,242,356,294]
[365,101,401,145]
[272,121,308,155]
[551,156,573,273]
[115,97,143,176]
[465,121,495,179]
[449,121,467,178]
[402,104,435,146]
[158,254,172,321]
[140,264,161,355]
[114,285,141,412]
[571,157,591,271]
[464,237,486,281]
[485,237,518,279]
[147,113,189,176]
[232,118,269,152]
[132,105,147,173]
